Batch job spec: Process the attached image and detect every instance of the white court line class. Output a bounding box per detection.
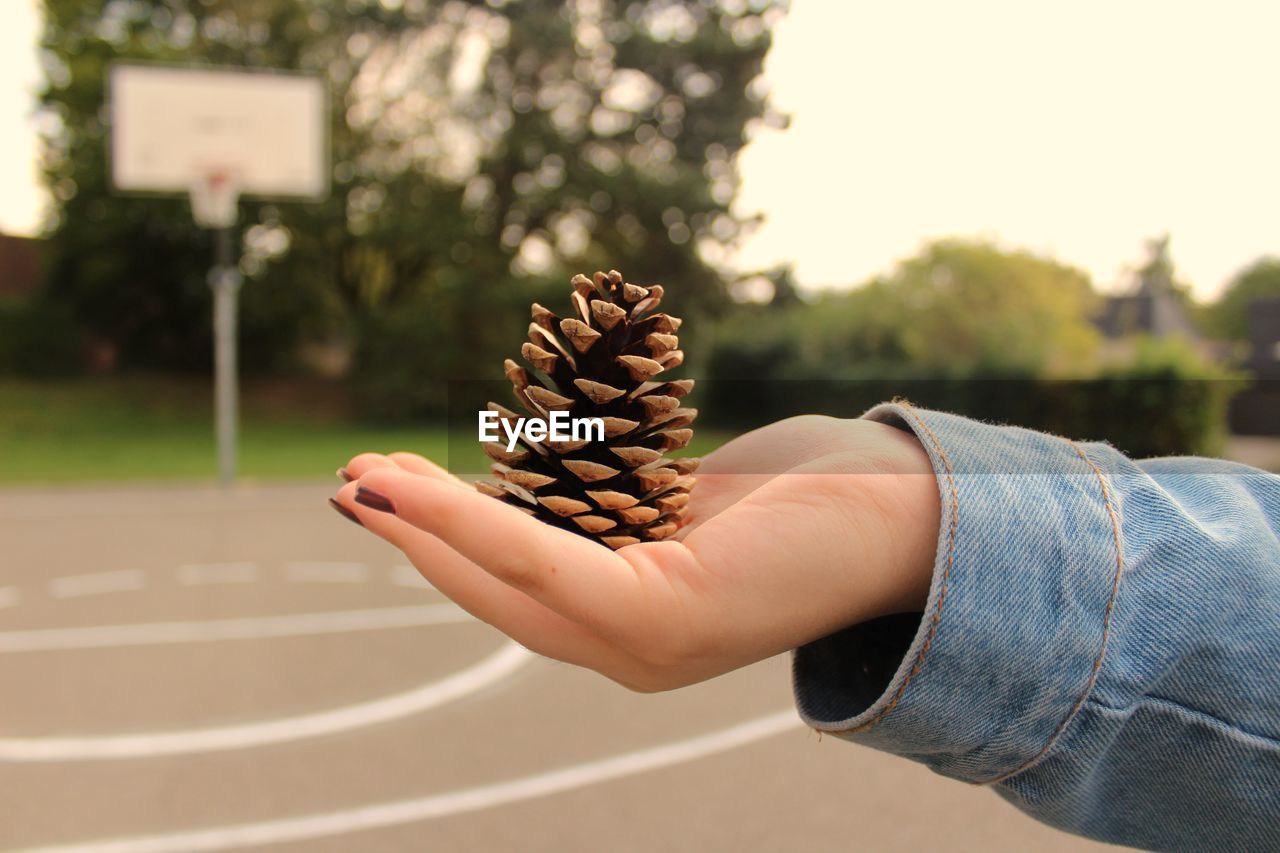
[0,586,18,609]
[0,603,474,654]
[27,710,801,852]
[49,570,146,599]
[389,564,434,589]
[0,641,530,762]
[177,563,259,586]
[283,562,369,584]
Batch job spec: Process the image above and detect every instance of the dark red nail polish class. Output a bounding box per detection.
[337,468,353,483]
[355,486,396,514]
[329,498,364,527]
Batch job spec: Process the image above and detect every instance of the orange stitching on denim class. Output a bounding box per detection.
[983,439,1126,784]
[824,401,958,735]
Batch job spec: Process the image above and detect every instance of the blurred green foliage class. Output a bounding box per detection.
[702,240,1237,457]
[705,240,1101,381]
[1208,257,1280,343]
[36,0,785,410]
[0,295,83,377]
[1082,337,1241,457]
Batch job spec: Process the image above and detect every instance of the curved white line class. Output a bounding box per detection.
[0,604,473,654]
[0,642,531,762]
[28,710,801,853]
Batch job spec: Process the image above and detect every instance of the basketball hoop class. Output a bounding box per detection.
[108,64,329,486]
[190,169,241,229]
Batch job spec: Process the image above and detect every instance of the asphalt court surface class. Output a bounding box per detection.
[0,483,1120,851]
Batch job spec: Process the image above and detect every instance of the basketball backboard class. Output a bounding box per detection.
[108,63,329,206]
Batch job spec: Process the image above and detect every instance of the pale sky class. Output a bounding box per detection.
[0,0,43,238]
[2,1,1277,298]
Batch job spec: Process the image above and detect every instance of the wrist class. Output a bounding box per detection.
[860,419,941,617]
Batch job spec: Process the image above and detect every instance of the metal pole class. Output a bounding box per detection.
[210,227,242,486]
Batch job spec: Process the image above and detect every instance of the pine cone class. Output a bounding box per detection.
[476,269,697,550]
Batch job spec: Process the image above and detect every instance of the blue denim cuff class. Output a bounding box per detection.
[791,402,1124,783]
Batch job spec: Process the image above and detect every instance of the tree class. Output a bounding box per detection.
[810,239,1101,377]
[1209,257,1280,343]
[39,0,335,372]
[38,0,786,411]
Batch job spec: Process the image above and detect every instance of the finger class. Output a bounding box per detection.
[353,467,653,642]
[342,450,464,487]
[341,452,401,481]
[385,451,464,485]
[331,483,643,675]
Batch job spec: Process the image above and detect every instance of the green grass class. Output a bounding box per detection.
[0,377,450,485]
[0,378,730,485]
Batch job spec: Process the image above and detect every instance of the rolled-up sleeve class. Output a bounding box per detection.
[791,402,1280,849]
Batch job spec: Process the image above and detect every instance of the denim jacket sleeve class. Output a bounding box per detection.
[791,402,1280,850]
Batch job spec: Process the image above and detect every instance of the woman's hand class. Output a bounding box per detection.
[332,415,940,693]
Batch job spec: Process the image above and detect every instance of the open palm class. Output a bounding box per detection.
[333,414,939,693]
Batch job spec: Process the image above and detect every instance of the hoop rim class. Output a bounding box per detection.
[189,167,242,229]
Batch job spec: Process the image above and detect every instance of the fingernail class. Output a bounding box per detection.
[336,468,353,483]
[355,486,396,514]
[328,498,364,527]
